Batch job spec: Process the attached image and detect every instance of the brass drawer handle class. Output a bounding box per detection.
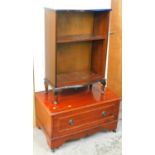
[101,111,107,117]
[68,119,75,125]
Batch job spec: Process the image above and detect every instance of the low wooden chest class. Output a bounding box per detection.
[35,88,121,150]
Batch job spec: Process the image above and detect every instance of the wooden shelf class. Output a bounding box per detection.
[57,34,104,43]
[57,71,103,87]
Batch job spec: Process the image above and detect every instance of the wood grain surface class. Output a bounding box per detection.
[57,11,94,37]
[45,9,56,86]
[35,88,121,149]
[107,0,122,96]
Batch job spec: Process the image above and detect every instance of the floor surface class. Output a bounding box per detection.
[33,120,122,155]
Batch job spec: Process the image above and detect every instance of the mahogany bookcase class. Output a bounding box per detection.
[44,8,111,104]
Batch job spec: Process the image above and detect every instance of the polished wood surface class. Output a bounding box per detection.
[57,42,92,74]
[35,88,120,113]
[45,9,56,86]
[57,34,104,43]
[107,0,122,96]
[57,71,103,87]
[45,10,110,89]
[93,12,110,38]
[57,11,94,37]
[92,12,110,76]
[36,97,52,137]
[35,88,120,149]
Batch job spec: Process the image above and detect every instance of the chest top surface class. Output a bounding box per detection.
[35,87,121,114]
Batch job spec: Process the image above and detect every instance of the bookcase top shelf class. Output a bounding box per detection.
[57,34,104,43]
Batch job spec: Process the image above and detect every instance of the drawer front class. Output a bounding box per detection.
[53,102,119,137]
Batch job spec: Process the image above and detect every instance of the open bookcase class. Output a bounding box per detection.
[44,9,110,104]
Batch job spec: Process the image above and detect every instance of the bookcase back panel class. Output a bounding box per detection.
[57,11,94,36]
[57,42,92,74]
[91,40,106,76]
[93,12,110,38]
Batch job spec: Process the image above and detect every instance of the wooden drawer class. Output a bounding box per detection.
[53,102,119,137]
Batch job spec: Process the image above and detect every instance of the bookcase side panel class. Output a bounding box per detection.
[91,11,110,77]
[45,9,56,86]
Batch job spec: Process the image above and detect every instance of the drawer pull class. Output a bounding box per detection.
[68,119,75,125]
[101,111,107,117]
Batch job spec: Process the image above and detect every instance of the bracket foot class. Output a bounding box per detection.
[51,148,55,152]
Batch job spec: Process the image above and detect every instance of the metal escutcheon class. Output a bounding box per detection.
[102,111,107,117]
[68,119,75,125]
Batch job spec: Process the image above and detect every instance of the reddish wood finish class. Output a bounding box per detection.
[45,9,56,86]
[35,88,120,149]
[57,71,103,87]
[92,11,110,76]
[107,0,122,96]
[45,10,111,90]
[57,34,104,43]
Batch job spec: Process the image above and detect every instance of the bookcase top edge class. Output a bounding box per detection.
[44,8,112,12]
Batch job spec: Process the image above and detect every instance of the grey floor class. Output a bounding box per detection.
[33,120,122,155]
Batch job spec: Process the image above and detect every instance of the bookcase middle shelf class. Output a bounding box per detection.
[57,34,105,43]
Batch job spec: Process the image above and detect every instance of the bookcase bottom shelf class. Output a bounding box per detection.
[57,71,103,87]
